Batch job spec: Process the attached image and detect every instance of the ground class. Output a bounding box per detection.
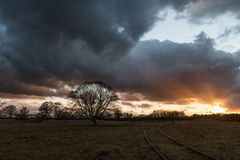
[161,120,240,160]
[0,119,239,160]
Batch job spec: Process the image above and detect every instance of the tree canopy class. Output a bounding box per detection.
[68,81,118,125]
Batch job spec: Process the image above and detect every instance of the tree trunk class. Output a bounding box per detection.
[91,119,97,126]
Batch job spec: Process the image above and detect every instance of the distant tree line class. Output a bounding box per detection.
[1,103,240,123]
[0,103,187,121]
[191,113,240,121]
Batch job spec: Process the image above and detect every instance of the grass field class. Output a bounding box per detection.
[161,120,240,160]
[0,120,239,160]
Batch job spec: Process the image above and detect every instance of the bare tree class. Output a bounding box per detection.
[0,99,7,118]
[66,106,82,119]
[113,108,123,120]
[2,105,17,118]
[16,106,30,120]
[122,112,133,120]
[38,102,54,120]
[150,110,185,122]
[68,81,118,125]
[0,99,6,107]
[51,102,64,119]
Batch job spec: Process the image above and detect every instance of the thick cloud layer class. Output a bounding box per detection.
[1,1,240,110]
[184,0,240,21]
[0,0,175,57]
[115,33,240,108]
[0,0,164,93]
[0,0,193,95]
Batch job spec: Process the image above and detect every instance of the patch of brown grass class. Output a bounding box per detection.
[0,120,239,160]
[0,120,159,160]
[162,120,240,160]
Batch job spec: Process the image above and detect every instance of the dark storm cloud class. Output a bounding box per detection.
[0,0,166,95]
[1,0,240,109]
[175,0,240,53]
[0,0,165,54]
[183,0,240,21]
[114,32,240,108]
[225,94,240,110]
[0,0,196,96]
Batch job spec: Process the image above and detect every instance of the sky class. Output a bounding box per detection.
[141,8,240,53]
[1,0,240,115]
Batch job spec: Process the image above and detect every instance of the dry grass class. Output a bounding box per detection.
[161,120,240,160]
[0,120,159,160]
[0,120,239,160]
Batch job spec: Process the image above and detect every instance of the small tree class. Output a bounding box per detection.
[51,102,64,119]
[123,112,133,120]
[0,99,7,118]
[68,81,118,125]
[113,108,123,120]
[38,102,54,120]
[17,106,30,121]
[2,105,17,118]
[0,99,6,107]
[66,107,82,119]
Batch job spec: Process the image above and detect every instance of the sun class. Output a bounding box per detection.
[210,105,227,114]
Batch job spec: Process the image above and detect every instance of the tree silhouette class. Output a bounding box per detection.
[51,102,64,119]
[2,105,17,118]
[68,81,118,125]
[0,99,6,107]
[122,112,133,119]
[38,102,54,119]
[17,106,30,120]
[0,99,7,118]
[113,108,123,120]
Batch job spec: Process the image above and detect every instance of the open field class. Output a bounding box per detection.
[161,120,240,160]
[0,120,239,160]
